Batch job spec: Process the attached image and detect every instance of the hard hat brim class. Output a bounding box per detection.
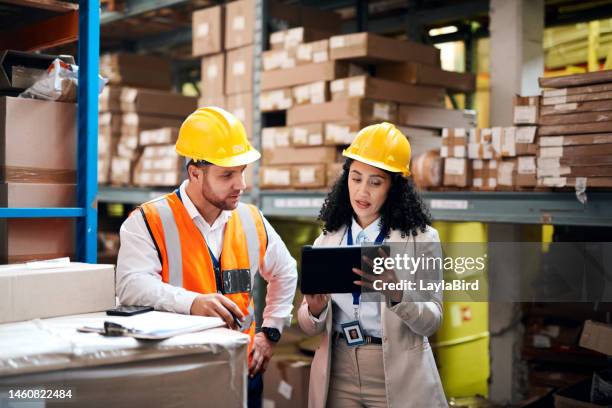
[342,150,411,177]
[204,148,261,167]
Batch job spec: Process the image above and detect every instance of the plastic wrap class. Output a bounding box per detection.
[0,312,249,407]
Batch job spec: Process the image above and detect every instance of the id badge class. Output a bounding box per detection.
[341,321,366,347]
[221,268,251,294]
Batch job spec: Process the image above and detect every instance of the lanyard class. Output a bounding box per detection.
[346,223,387,318]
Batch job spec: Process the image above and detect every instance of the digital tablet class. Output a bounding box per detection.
[300,244,390,294]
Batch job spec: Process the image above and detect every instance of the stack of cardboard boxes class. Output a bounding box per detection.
[441,119,540,190]
[260,29,476,190]
[0,97,76,263]
[537,70,612,188]
[512,96,539,188]
[193,0,259,138]
[99,53,197,187]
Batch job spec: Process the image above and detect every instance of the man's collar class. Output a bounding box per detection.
[180,180,233,227]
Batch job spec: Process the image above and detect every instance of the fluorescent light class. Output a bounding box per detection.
[429,26,459,36]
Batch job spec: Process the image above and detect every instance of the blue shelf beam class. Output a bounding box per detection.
[0,208,86,218]
[76,0,100,263]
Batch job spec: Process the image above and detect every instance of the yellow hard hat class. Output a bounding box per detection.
[175,106,261,167]
[342,122,411,176]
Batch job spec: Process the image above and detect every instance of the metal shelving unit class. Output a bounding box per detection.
[0,0,99,263]
[258,190,612,226]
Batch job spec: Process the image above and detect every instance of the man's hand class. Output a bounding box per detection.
[249,332,275,378]
[190,293,244,330]
[304,294,330,318]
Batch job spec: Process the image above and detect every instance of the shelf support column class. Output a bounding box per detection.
[489,0,544,126]
[77,0,100,263]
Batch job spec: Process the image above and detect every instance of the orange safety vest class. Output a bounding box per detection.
[138,190,267,352]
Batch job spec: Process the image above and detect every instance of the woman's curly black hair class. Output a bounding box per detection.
[318,158,431,238]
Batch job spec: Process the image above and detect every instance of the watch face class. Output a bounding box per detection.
[264,328,281,342]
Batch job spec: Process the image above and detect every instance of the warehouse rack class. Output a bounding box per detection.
[97,187,612,226]
[0,0,99,263]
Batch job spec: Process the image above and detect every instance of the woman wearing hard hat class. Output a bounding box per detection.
[297,123,447,407]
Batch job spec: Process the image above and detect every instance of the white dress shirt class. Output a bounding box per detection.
[315,217,384,338]
[115,180,298,332]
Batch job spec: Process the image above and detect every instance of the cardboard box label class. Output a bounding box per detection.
[513,106,537,124]
[313,51,328,63]
[233,16,245,31]
[196,23,210,38]
[207,64,219,79]
[298,167,316,184]
[554,102,577,112]
[516,126,537,144]
[330,36,345,48]
[330,79,345,92]
[518,156,536,174]
[278,380,293,400]
[348,78,365,97]
[263,168,290,186]
[445,158,465,175]
[297,44,311,60]
[233,61,246,76]
[373,102,392,121]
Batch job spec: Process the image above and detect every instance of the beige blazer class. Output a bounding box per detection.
[297,225,448,408]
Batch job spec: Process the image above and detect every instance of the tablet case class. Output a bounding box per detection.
[300,244,389,294]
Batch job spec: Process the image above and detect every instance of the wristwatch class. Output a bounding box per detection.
[261,327,281,343]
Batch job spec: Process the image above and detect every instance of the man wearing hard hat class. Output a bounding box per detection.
[116,107,298,408]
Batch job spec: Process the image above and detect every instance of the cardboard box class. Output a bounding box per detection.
[580,320,612,356]
[542,90,612,106]
[542,82,612,98]
[260,165,291,188]
[225,0,254,50]
[411,150,443,189]
[0,262,115,323]
[497,159,517,188]
[292,81,328,105]
[99,85,122,112]
[516,173,537,187]
[538,176,612,188]
[330,75,445,107]
[140,127,179,146]
[99,112,123,134]
[402,127,442,157]
[262,49,296,71]
[201,53,225,99]
[120,88,197,117]
[260,88,293,112]
[267,1,342,33]
[291,164,326,188]
[513,95,540,125]
[471,159,498,190]
[539,69,612,89]
[270,27,333,50]
[226,92,253,138]
[0,183,75,207]
[329,32,440,66]
[100,53,171,90]
[376,62,475,93]
[287,98,397,125]
[539,133,612,147]
[326,162,344,187]
[225,45,253,95]
[110,156,133,186]
[443,158,470,187]
[441,128,467,158]
[398,105,476,129]
[0,218,74,264]
[121,113,183,138]
[262,127,292,150]
[1,97,75,183]
[468,142,495,160]
[539,144,612,158]
[262,61,348,91]
[192,5,223,56]
[296,40,329,65]
[263,355,311,408]
[540,99,612,116]
[291,123,324,146]
[539,110,612,126]
[262,146,337,165]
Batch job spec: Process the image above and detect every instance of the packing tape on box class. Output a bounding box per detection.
[2,166,76,183]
